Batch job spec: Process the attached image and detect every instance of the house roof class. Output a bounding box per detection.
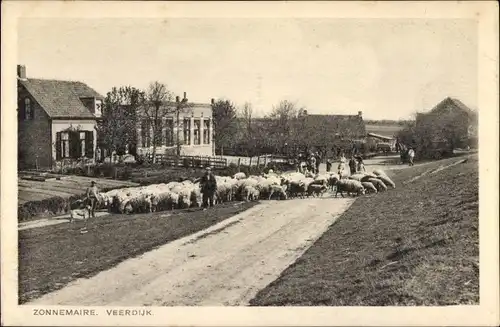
[19,78,104,119]
[429,97,477,117]
[304,114,366,135]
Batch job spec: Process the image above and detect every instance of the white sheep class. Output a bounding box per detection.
[376,174,396,189]
[233,172,247,180]
[361,181,378,194]
[367,178,388,192]
[243,185,260,201]
[307,184,328,197]
[268,184,288,200]
[335,179,365,197]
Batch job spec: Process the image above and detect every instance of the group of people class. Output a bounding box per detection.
[296,152,322,175]
[325,153,366,176]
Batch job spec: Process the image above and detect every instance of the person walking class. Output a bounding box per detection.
[86,181,99,218]
[309,155,317,174]
[357,157,366,172]
[315,152,321,173]
[338,152,347,178]
[348,156,357,175]
[326,158,332,172]
[408,147,415,166]
[200,166,217,210]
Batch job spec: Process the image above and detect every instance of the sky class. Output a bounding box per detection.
[18,18,478,120]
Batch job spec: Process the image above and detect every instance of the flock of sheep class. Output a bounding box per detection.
[95,168,396,215]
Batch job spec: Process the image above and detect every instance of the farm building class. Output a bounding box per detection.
[17,65,104,170]
[134,93,214,157]
[415,97,478,153]
[298,110,367,156]
[365,132,397,152]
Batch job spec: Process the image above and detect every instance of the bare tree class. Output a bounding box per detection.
[267,100,299,155]
[239,102,255,156]
[143,81,174,163]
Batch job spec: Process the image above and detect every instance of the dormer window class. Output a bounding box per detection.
[24,98,33,120]
[95,99,102,117]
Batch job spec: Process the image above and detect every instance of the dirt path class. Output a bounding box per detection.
[29,196,354,306]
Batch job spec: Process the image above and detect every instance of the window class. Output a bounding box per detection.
[56,130,94,160]
[183,118,191,145]
[24,98,33,120]
[95,99,102,117]
[193,119,201,145]
[61,132,70,158]
[80,132,86,157]
[165,118,174,146]
[141,119,150,147]
[154,119,163,146]
[203,119,210,144]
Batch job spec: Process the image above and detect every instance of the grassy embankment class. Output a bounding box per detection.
[251,155,478,306]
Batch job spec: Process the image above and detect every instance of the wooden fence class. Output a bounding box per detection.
[147,154,228,169]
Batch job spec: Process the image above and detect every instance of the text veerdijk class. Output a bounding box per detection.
[106,309,152,316]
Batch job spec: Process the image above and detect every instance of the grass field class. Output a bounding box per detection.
[250,155,478,306]
[18,176,138,205]
[18,201,258,304]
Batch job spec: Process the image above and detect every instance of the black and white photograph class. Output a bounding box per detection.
[1,1,498,326]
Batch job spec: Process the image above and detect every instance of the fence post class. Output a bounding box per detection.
[257,156,261,169]
[263,155,267,167]
[249,157,253,166]
[237,158,241,172]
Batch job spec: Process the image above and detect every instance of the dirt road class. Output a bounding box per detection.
[29,196,354,306]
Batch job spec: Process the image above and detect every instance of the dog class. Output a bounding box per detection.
[68,199,92,224]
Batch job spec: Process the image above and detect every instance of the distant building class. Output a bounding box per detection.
[135,93,214,157]
[416,97,478,151]
[17,65,103,169]
[299,110,366,155]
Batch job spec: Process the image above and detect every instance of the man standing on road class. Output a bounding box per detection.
[200,166,217,210]
[348,156,357,175]
[408,147,415,166]
[86,181,99,218]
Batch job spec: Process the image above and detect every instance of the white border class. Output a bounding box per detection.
[2,1,499,326]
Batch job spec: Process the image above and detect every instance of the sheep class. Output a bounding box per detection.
[311,174,329,186]
[123,193,153,214]
[268,184,288,200]
[233,172,247,180]
[151,190,178,211]
[243,185,260,202]
[307,184,328,197]
[361,181,378,194]
[348,173,366,182]
[376,174,396,189]
[335,179,365,197]
[327,173,340,191]
[372,169,386,177]
[367,178,388,192]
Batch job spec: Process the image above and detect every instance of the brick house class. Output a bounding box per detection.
[415,97,478,152]
[17,65,104,169]
[135,93,214,157]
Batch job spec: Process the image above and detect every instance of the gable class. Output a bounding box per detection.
[19,78,104,119]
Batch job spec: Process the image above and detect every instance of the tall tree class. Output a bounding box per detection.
[97,86,142,161]
[267,100,299,155]
[238,102,255,156]
[212,99,239,156]
[143,81,174,163]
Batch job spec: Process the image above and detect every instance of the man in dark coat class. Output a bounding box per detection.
[200,167,217,209]
[348,156,357,175]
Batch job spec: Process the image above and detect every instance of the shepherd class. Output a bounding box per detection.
[86,181,99,218]
[200,166,217,210]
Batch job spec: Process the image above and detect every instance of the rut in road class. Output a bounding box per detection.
[29,196,354,306]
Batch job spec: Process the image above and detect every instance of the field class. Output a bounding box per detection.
[250,155,478,306]
[18,175,138,205]
[365,123,405,137]
[18,201,258,304]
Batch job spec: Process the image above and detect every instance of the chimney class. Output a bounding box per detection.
[183,92,187,99]
[211,98,215,105]
[17,65,27,80]
[176,96,180,103]
[358,111,362,117]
